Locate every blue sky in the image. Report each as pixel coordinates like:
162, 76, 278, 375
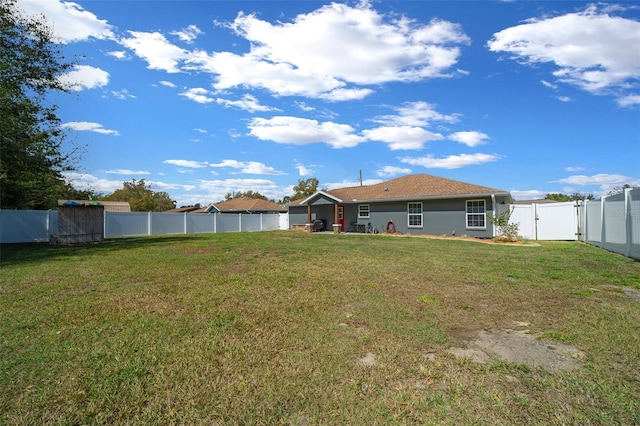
21, 0, 640, 206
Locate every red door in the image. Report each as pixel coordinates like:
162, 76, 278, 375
338, 205, 344, 231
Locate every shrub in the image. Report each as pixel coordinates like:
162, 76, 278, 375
487, 208, 521, 242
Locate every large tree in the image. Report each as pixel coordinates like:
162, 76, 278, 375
103, 179, 176, 212
0, 0, 78, 209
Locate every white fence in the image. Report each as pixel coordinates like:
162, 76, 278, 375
2, 193, 639, 261
510, 202, 580, 241
579, 188, 640, 260
0, 211, 286, 244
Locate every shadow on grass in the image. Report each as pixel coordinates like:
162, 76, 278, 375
0, 235, 211, 266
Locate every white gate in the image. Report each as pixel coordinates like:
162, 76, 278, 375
535, 202, 579, 240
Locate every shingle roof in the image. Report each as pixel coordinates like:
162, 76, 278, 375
321, 174, 511, 203
212, 197, 286, 212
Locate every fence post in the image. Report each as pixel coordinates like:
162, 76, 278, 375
214, 213, 217, 234
239, 213, 242, 232
599, 197, 606, 248
625, 188, 632, 258
260, 213, 264, 231
148, 211, 152, 236
184, 212, 188, 235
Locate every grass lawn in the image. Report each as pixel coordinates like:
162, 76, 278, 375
1, 231, 639, 425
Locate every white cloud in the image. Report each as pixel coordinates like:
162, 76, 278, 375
617, 94, 640, 108
64, 172, 124, 193
159, 80, 177, 88
556, 96, 572, 103
170, 24, 203, 43
541, 80, 558, 89
488, 5, 640, 101
209, 160, 284, 175
120, 31, 189, 73
106, 169, 150, 175
376, 166, 412, 178
197, 178, 282, 200
59, 65, 109, 91
62, 121, 119, 135
194, 128, 208, 134
373, 101, 460, 127
400, 153, 500, 169
21, 0, 115, 43
510, 189, 546, 200
184, 3, 469, 99
295, 163, 314, 176
106, 51, 130, 60
248, 116, 365, 149
163, 159, 209, 168
557, 173, 640, 192
565, 166, 586, 172
215, 94, 280, 112
363, 126, 444, 150
111, 89, 135, 100
180, 87, 214, 104
448, 131, 489, 147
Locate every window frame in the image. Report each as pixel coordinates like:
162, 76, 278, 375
466, 199, 486, 229
358, 204, 370, 219
407, 202, 423, 228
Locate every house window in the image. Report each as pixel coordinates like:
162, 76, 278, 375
408, 202, 423, 227
358, 204, 370, 218
466, 200, 486, 229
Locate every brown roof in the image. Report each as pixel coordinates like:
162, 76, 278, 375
164, 206, 207, 213
315, 174, 511, 203
212, 197, 286, 212
58, 200, 131, 212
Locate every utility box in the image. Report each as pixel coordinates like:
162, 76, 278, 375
57, 201, 105, 243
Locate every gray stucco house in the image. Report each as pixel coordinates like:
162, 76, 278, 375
288, 174, 512, 238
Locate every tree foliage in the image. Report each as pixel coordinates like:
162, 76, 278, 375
290, 178, 320, 201
102, 179, 176, 212
0, 0, 79, 209
544, 193, 595, 202
223, 190, 268, 201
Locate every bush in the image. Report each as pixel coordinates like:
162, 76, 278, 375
487, 208, 521, 242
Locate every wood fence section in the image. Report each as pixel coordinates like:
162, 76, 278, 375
57, 205, 105, 244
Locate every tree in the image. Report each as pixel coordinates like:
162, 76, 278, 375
0, 0, 79, 209
607, 184, 635, 196
224, 190, 268, 201
544, 193, 595, 202
291, 177, 320, 201
102, 179, 176, 212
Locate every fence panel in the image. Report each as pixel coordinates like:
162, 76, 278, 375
536, 202, 578, 240
509, 205, 536, 240
241, 214, 262, 232
0, 210, 57, 243
215, 214, 241, 233
105, 212, 149, 238
583, 200, 602, 245
187, 214, 216, 234
151, 213, 185, 236
602, 194, 627, 256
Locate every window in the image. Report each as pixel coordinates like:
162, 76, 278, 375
408, 202, 423, 227
466, 200, 486, 229
358, 204, 370, 218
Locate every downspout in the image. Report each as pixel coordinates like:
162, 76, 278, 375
491, 194, 496, 238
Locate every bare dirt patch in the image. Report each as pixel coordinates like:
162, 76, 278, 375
447, 325, 585, 372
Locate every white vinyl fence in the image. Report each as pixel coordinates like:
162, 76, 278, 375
0, 211, 285, 243
510, 202, 580, 241
579, 188, 640, 260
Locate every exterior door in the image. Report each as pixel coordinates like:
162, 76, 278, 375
338, 205, 344, 231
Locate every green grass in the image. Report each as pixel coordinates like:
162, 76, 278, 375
1, 231, 639, 425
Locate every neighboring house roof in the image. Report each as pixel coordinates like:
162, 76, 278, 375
300, 174, 512, 205
211, 197, 286, 213
164, 206, 208, 213
58, 200, 131, 212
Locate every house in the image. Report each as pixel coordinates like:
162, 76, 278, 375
288, 174, 513, 238
58, 200, 131, 212
209, 197, 287, 214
